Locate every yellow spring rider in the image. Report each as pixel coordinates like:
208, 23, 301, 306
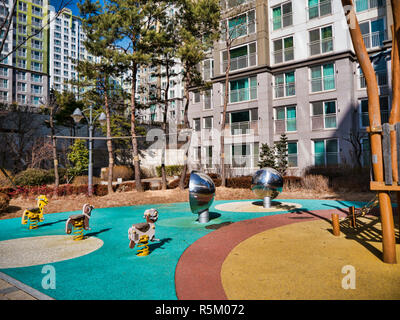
21, 195, 49, 229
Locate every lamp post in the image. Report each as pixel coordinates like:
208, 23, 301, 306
72, 106, 106, 196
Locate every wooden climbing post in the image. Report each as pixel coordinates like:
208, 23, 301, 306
332, 214, 340, 236
341, 0, 397, 263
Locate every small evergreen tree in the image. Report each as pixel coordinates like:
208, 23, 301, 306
258, 143, 277, 169
258, 134, 288, 175
67, 139, 89, 180
275, 133, 288, 175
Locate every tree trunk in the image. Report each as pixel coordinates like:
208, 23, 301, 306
178, 70, 191, 190
130, 65, 143, 192
221, 26, 231, 187
50, 108, 59, 194
161, 63, 170, 191
104, 87, 114, 194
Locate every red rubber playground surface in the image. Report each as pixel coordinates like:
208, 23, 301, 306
175, 208, 400, 300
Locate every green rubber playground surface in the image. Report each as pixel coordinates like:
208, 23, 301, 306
0, 199, 365, 300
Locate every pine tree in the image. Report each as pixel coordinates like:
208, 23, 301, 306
275, 133, 288, 175
258, 143, 276, 169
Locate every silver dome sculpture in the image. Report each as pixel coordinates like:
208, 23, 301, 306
189, 171, 215, 223
251, 167, 283, 208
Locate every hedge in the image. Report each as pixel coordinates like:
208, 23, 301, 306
156, 165, 184, 178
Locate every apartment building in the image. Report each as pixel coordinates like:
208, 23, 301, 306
187, 0, 393, 176
48, 6, 98, 98
0, 0, 49, 107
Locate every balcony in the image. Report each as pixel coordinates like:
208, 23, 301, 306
273, 47, 294, 64
274, 118, 296, 134
225, 120, 258, 136
274, 82, 295, 98
223, 53, 256, 72
272, 12, 293, 30
362, 31, 386, 49
309, 37, 333, 56
359, 70, 387, 89
311, 114, 337, 130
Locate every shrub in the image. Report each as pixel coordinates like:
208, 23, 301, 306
283, 176, 303, 191
156, 165, 184, 177
0, 192, 10, 211
72, 176, 101, 185
0, 169, 14, 187
302, 174, 330, 191
226, 176, 252, 189
102, 165, 134, 181
14, 168, 54, 186
167, 174, 190, 189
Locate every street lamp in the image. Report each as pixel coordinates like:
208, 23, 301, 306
72, 106, 106, 196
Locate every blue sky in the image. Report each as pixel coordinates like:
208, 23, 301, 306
50, 0, 81, 16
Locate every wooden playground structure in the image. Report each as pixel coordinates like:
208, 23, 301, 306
341, 0, 400, 264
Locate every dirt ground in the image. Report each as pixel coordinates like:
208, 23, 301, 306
0, 187, 376, 221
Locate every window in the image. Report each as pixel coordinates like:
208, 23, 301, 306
310, 63, 335, 92
17, 71, 26, 80
0, 67, 7, 76
311, 100, 337, 129
361, 138, 370, 167
203, 59, 214, 80
228, 109, 257, 135
17, 48, 26, 57
203, 89, 212, 110
31, 39, 42, 49
18, 25, 27, 35
229, 76, 257, 103
203, 116, 213, 129
204, 146, 213, 168
18, 2, 27, 12
273, 36, 294, 64
32, 6, 42, 17
288, 142, 298, 167
360, 19, 385, 49
355, 0, 385, 12
18, 59, 26, 69
0, 91, 7, 101
193, 91, 200, 103
32, 50, 42, 61
222, 10, 255, 40
54, 32, 61, 39
314, 139, 338, 166
17, 94, 26, 104
359, 96, 389, 127
309, 25, 333, 56
272, 2, 292, 30
32, 96, 41, 106
32, 17, 41, 27
17, 82, 26, 92
193, 118, 200, 131
222, 42, 256, 72
359, 57, 387, 88
231, 143, 258, 168
275, 106, 296, 133
274, 71, 295, 98
31, 61, 42, 72
193, 146, 201, 161
31, 84, 42, 94
308, 0, 332, 20
0, 79, 8, 89
32, 74, 42, 83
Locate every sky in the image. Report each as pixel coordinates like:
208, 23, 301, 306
50, 0, 81, 16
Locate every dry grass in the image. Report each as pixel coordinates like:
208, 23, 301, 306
0, 186, 376, 221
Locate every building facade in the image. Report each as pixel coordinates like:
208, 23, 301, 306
187, 0, 393, 176
0, 0, 49, 107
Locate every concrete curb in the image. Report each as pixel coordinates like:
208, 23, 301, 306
0, 271, 54, 300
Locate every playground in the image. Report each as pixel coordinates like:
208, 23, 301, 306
1, 182, 400, 300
